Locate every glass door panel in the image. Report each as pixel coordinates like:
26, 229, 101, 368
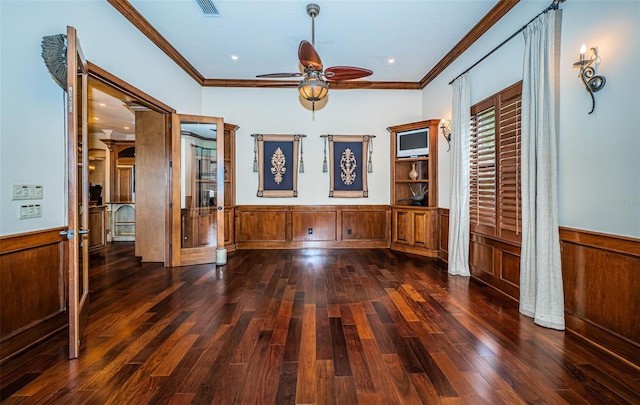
171, 114, 224, 266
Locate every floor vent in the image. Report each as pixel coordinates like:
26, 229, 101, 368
194, 0, 220, 17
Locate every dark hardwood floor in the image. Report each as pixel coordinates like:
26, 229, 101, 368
1, 242, 639, 404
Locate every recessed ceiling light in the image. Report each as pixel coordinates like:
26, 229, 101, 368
387, 58, 396, 65
124, 126, 130, 130
94, 117, 100, 121
99, 103, 106, 107
231, 55, 239, 61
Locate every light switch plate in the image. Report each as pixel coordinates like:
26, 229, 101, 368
12, 184, 43, 200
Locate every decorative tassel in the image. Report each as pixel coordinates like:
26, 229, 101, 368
299, 136, 304, 173
322, 137, 328, 173
367, 138, 373, 173
252, 136, 258, 172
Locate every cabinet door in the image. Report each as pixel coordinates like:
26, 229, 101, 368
115, 165, 134, 202
412, 209, 438, 250
392, 209, 414, 245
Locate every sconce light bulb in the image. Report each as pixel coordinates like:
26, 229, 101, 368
440, 118, 446, 127
580, 43, 587, 54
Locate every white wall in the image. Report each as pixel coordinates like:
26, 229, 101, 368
423, 0, 640, 238
203, 87, 422, 206
0, 0, 201, 236
2, 0, 638, 239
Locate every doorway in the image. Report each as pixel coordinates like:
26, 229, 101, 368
87, 65, 174, 265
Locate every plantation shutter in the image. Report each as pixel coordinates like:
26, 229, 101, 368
469, 81, 522, 243
498, 84, 522, 240
470, 99, 497, 236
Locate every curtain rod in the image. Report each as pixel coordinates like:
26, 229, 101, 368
448, 0, 563, 85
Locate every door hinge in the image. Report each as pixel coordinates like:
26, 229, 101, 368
169, 202, 173, 209
169, 160, 172, 168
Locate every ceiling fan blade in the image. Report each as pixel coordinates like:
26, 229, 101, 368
324, 66, 373, 81
298, 40, 323, 71
256, 73, 303, 78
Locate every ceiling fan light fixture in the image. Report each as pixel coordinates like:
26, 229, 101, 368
298, 75, 329, 102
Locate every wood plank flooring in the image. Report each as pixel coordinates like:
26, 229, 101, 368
1, 242, 639, 404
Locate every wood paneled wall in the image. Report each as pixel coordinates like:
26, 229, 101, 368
560, 228, 640, 368
235, 205, 390, 249
437, 210, 640, 369
0, 228, 67, 363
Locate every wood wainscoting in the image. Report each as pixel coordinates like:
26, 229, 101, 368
438, 208, 449, 261
0, 228, 68, 363
437, 213, 640, 369
235, 205, 390, 250
560, 227, 640, 369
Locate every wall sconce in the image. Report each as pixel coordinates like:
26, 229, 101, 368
440, 119, 451, 151
572, 44, 606, 114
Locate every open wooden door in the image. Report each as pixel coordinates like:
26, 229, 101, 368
64, 26, 90, 359
170, 114, 225, 266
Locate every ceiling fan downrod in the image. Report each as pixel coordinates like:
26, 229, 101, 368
306, 3, 320, 47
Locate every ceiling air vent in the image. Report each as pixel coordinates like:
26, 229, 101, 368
194, 0, 220, 17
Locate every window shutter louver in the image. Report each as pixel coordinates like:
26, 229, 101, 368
469, 81, 522, 243
498, 88, 521, 239
470, 102, 497, 235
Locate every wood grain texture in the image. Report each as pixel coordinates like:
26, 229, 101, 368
453, 224, 640, 370
0, 228, 67, 363
2, 242, 639, 403
236, 205, 390, 249
134, 109, 167, 263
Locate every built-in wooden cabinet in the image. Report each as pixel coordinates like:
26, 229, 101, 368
101, 140, 135, 203
388, 119, 439, 256
88, 205, 107, 253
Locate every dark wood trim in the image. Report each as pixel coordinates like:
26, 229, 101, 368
202, 78, 421, 90
419, 0, 521, 88
0, 227, 66, 254
0, 228, 68, 364
106, 0, 205, 85
108, 0, 514, 91
559, 227, 640, 257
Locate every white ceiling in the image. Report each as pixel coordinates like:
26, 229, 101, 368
92, 0, 503, 139
127, 0, 499, 82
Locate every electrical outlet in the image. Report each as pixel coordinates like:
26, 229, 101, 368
308, 228, 313, 234
347, 228, 352, 235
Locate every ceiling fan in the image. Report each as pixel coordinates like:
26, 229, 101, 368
256, 3, 373, 109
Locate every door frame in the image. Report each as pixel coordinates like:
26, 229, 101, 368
87, 63, 174, 265
65, 26, 89, 359
170, 114, 225, 266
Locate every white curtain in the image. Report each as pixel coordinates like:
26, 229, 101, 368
519, 9, 565, 330
447, 73, 471, 277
